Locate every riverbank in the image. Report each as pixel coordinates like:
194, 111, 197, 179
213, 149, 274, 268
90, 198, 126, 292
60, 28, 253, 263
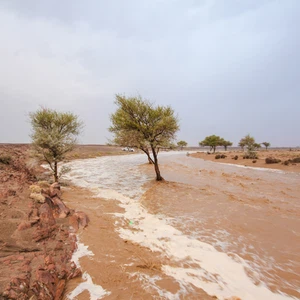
0, 144, 124, 299
190, 149, 300, 172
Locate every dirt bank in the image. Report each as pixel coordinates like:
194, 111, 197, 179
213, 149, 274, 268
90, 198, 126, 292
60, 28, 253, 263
191, 149, 300, 172
0, 145, 88, 299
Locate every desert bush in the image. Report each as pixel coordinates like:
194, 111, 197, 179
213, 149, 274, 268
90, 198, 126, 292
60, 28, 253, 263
0, 155, 12, 165
243, 151, 258, 159
282, 160, 290, 166
233, 155, 238, 160
291, 157, 300, 163
265, 157, 281, 164
215, 154, 226, 159
252, 160, 257, 163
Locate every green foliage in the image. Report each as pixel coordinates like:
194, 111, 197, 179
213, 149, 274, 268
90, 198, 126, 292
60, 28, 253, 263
219, 138, 233, 151
239, 134, 256, 151
30, 107, 83, 182
0, 155, 12, 165
199, 135, 231, 153
177, 140, 187, 150
239, 134, 260, 159
110, 95, 179, 180
253, 143, 261, 149
262, 142, 270, 150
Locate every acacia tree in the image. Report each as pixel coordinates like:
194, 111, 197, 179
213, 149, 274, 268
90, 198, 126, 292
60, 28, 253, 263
177, 140, 187, 150
262, 142, 270, 150
110, 95, 179, 181
220, 139, 233, 151
30, 107, 83, 182
199, 135, 223, 153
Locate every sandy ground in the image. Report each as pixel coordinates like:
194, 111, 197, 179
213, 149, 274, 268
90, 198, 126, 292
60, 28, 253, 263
190, 149, 300, 172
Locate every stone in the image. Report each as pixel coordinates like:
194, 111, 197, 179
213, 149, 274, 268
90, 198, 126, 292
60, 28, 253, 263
38, 203, 56, 227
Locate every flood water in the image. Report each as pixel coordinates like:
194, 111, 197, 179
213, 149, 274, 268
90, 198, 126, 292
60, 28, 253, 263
63, 152, 300, 300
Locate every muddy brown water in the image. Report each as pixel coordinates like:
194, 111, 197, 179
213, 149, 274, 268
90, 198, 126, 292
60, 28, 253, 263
62, 152, 300, 300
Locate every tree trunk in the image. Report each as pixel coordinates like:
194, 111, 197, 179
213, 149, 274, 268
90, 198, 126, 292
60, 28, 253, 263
141, 148, 154, 164
151, 145, 163, 181
54, 161, 58, 182
213, 146, 216, 153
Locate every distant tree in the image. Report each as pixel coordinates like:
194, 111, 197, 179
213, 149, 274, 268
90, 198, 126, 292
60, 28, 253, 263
199, 135, 223, 153
220, 139, 233, 151
239, 134, 259, 159
30, 107, 83, 182
262, 142, 270, 150
239, 134, 256, 151
253, 143, 261, 150
110, 95, 179, 181
177, 140, 187, 150
238, 141, 246, 150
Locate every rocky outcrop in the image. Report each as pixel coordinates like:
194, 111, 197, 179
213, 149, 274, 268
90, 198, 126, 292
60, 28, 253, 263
0, 146, 89, 299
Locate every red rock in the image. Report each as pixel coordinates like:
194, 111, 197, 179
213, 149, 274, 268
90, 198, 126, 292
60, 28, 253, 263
38, 203, 56, 227
54, 279, 66, 300
51, 197, 70, 217
44, 255, 53, 266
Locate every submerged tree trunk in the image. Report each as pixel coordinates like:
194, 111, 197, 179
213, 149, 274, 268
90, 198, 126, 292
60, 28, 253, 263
151, 145, 163, 181
54, 161, 58, 182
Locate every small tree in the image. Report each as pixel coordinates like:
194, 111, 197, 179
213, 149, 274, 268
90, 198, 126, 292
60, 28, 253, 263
199, 135, 223, 153
238, 141, 245, 150
110, 95, 179, 181
30, 107, 83, 182
254, 143, 261, 150
262, 142, 270, 150
239, 134, 256, 151
239, 134, 258, 159
220, 139, 233, 151
177, 140, 187, 150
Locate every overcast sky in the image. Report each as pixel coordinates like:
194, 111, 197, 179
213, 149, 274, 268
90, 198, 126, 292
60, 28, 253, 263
0, 0, 299, 146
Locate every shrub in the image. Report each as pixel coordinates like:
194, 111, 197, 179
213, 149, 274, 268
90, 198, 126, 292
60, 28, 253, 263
215, 154, 221, 159
243, 151, 258, 159
252, 160, 257, 163
220, 154, 227, 159
282, 160, 290, 166
291, 157, 300, 163
233, 155, 238, 160
265, 157, 281, 164
0, 155, 11, 165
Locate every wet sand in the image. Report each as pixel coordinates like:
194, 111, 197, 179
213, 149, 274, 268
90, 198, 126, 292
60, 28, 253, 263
62, 152, 300, 299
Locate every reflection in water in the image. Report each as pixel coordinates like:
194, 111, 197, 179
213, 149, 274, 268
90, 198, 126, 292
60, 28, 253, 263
64, 152, 300, 299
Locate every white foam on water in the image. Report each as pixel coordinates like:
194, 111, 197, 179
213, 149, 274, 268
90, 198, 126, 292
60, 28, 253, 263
68, 272, 110, 300
95, 189, 296, 300
64, 154, 297, 300
68, 236, 110, 299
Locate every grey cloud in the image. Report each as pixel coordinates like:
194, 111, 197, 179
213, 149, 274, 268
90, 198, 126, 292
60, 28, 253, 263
0, 0, 299, 146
